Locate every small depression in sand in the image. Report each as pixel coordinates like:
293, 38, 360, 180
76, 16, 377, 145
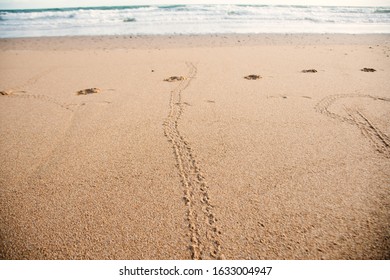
244, 74, 261, 80
76, 88, 101, 95
164, 76, 186, 82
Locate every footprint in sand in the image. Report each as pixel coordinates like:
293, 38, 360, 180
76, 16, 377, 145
76, 88, 101, 95
244, 74, 261, 80
0, 90, 27, 96
361, 68, 376, 72
301, 69, 317, 73
0, 90, 12, 96
164, 76, 186, 82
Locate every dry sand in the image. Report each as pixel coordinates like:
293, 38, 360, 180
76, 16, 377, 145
0, 34, 389, 260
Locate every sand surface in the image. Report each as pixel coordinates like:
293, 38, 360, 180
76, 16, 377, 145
0, 34, 389, 260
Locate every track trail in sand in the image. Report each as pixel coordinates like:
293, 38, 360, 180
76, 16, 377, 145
163, 62, 224, 260
315, 94, 390, 157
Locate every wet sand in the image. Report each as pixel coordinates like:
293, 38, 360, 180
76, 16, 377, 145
0, 34, 389, 259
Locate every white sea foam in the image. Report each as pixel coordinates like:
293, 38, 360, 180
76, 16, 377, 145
0, 5, 389, 38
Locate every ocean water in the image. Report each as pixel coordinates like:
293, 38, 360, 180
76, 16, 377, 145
0, 4, 389, 38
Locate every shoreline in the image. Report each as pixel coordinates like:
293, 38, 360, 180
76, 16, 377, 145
1, 33, 390, 51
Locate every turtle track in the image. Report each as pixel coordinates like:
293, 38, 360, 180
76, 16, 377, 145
163, 62, 223, 260
0, 67, 74, 111
13, 67, 57, 91
5, 92, 74, 111
315, 94, 390, 124
347, 109, 390, 157
315, 94, 390, 157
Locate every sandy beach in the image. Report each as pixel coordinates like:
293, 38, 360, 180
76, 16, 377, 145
0, 34, 389, 260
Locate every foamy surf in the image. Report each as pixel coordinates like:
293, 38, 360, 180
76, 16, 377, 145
0, 4, 389, 38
